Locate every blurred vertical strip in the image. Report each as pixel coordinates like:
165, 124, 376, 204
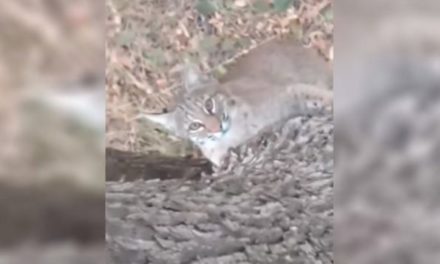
336, 0, 440, 263
0, 0, 104, 263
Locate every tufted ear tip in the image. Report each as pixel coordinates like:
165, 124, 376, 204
183, 63, 204, 90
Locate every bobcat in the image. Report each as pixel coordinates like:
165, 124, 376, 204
144, 37, 333, 166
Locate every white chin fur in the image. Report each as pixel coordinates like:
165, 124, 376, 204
191, 134, 228, 166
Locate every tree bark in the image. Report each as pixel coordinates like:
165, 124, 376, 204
106, 116, 334, 264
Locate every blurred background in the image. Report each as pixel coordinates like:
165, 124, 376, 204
336, 0, 440, 263
0, 1, 104, 263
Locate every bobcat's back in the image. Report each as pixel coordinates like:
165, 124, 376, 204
220, 37, 332, 91
217, 37, 333, 136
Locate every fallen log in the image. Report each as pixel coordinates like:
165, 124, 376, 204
105, 148, 213, 182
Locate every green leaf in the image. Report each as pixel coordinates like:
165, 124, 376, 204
322, 7, 333, 22
196, 0, 217, 16
273, 0, 293, 12
221, 38, 236, 51
144, 49, 167, 69
116, 31, 136, 47
253, 0, 271, 13
213, 65, 227, 79
200, 35, 220, 52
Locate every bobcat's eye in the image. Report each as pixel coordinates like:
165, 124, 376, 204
188, 122, 204, 131
204, 98, 215, 114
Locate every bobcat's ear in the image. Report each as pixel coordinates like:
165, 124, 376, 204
183, 63, 205, 92
182, 63, 217, 93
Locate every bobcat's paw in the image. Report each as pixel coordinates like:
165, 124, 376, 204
209, 148, 236, 171
201, 146, 229, 168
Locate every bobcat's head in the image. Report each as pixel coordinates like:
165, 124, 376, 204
143, 65, 234, 146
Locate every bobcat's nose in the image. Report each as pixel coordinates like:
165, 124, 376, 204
205, 117, 222, 133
